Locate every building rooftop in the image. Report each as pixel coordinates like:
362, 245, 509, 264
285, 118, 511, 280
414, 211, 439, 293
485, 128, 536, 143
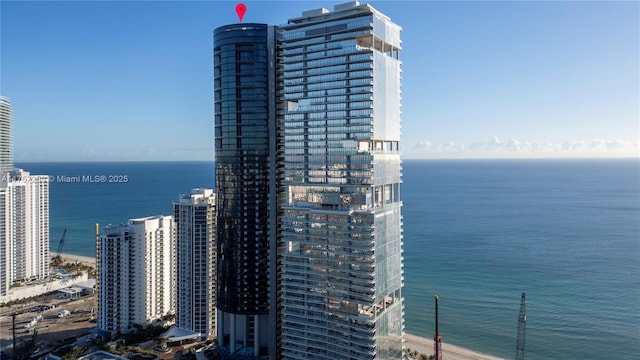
77, 350, 127, 360
76, 279, 96, 289
161, 326, 201, 342
288, 1, 391, 26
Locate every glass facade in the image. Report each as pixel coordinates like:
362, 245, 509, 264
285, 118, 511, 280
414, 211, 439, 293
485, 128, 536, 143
280, 3, 404, 359
214, 23, 273, 315
213, 23, 279, 358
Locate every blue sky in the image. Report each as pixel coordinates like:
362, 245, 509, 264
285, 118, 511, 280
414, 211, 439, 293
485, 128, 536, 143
1, 0, 638, 161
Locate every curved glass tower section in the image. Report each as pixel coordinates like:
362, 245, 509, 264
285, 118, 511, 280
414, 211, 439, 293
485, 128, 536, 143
213, 23, 279, 359
280, 2, 404, 359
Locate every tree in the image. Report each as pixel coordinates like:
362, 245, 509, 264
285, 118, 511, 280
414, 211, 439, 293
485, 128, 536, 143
51, 254, 63, 268
62, 346, 88, 360
155, 336, 168, 351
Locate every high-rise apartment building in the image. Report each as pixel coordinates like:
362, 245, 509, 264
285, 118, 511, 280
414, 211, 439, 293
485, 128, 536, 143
97, 215, 175, 336
213, 2, 404, 358
279, 3, 404, 359
0, 95, 12, 297
97, 223, 131, 335
174, 188, 216, 340
0, 97, 51, 299
213, 23, 280, 358
0, 169, 49, 296
0, 96, 12, 174
0, 188, 5, 297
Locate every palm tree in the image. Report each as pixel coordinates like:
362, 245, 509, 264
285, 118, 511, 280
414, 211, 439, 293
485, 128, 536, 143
155, 336, 169, 352
51, 255, 63, 268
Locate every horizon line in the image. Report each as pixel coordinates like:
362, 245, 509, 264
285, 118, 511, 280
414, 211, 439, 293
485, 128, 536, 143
13, 156, 640, 164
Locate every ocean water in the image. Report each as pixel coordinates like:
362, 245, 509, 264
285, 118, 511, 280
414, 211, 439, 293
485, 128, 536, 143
16, 159, 640, 359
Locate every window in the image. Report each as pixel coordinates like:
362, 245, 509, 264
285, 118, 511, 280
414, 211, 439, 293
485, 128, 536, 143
237, 51, 253, 61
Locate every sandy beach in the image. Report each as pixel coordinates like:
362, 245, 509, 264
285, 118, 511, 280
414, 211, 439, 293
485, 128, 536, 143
54, 252, 97, 268
405, 333, 505, 360
53, 253, 503, 359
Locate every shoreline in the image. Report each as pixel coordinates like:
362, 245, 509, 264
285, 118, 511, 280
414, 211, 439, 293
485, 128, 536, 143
405, 333, 505, 360
54, 252, 96, 268
53, 253, 504, 359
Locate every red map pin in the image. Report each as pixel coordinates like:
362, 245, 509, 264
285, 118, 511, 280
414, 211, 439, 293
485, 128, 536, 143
236, 3, 246, 22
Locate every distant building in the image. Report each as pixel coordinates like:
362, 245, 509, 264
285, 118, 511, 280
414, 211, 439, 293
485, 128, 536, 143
0, 96, 12, 173
0, 169, 49, 296
129, 216, 176, 324
0, 97, 51, 300
174, 188, 216, 340
97, 224, 130, 334
97, 215, 175, 336
0, 95, 13, 297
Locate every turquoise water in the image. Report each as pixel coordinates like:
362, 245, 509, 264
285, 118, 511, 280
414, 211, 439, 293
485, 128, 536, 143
17, 159, 640, 359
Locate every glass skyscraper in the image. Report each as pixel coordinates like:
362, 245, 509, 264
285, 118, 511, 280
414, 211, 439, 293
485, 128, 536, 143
279, 2, 404, 359
213, 2, 404, 358
213, 23, 280, 359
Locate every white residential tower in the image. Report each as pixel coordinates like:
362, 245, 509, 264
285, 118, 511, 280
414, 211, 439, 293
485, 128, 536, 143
97, 215, 175, 336
0, 169, 49, 297
0, 96, 12, 173
174, 188, 216, 340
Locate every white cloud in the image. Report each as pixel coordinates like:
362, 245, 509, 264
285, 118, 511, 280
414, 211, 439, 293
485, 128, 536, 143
407, 137, 640, 158
413, 141, 465, 154
413, 140, 433, 151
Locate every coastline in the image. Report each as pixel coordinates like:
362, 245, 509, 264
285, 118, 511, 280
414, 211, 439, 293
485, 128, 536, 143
405, 333, 505, 360
54, 253, 504, 360
55, 252, 96, 268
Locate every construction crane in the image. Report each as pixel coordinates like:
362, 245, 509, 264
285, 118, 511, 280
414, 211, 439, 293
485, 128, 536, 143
434, 295, 443, 360
515, 292, 526, 360
53, 229, 67, 268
